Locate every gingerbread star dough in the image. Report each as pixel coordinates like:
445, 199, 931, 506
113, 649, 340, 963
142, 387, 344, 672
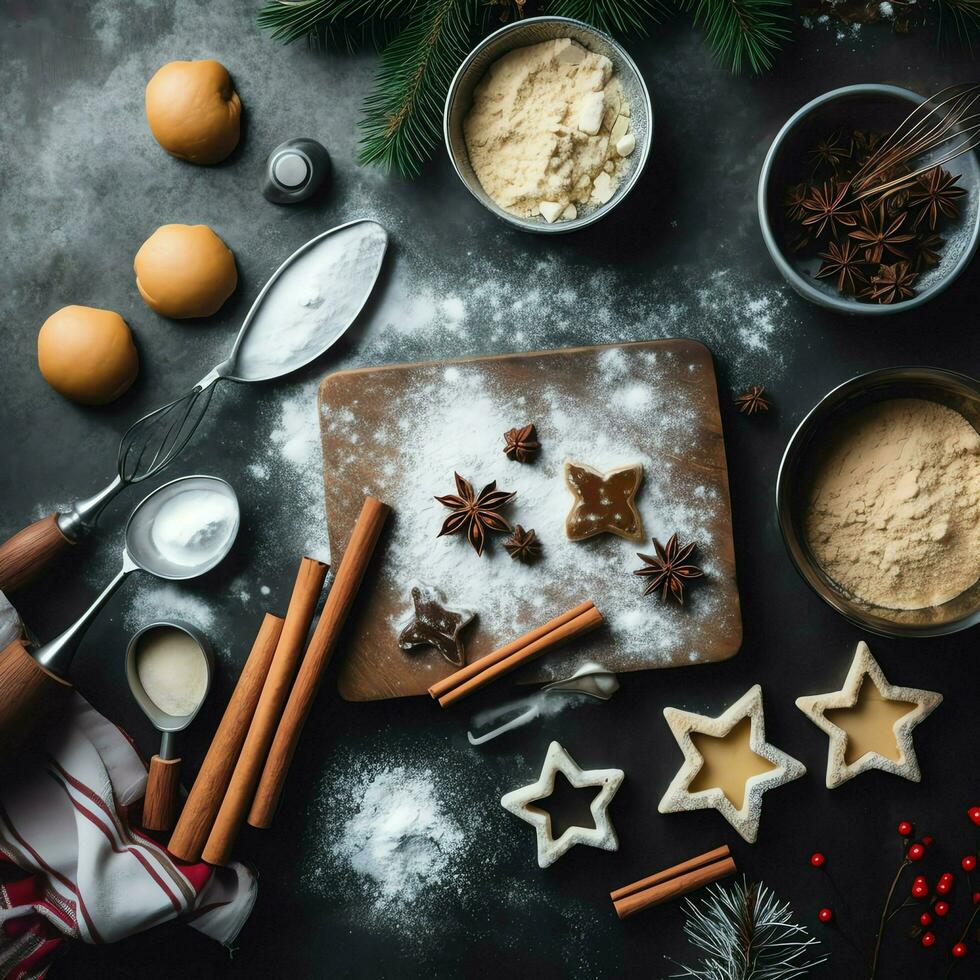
501, 741, 624, 868
398, 583, 475, 667
795, 641, 943, 789
659, 685, 806, 844
564, 460, 644, 542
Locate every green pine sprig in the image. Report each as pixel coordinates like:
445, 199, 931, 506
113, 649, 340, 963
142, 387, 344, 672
357, 0, 484, 176
257, 0, 415, 49
546, 0, 668, 35
681, 0, 792, 74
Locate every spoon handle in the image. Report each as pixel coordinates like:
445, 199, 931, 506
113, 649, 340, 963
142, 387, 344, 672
0, 514, 75, 593
143, 755, 182, 832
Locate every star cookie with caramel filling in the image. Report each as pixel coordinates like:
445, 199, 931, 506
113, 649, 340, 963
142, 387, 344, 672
398, 583, 475, 667
564, 460, 644, 542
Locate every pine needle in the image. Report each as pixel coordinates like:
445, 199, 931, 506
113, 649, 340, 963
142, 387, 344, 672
670, 877, 827, 980
357, 0, 482, 177
681, 0, 792, 74
257, 0, 415, 50
544, 0, 668, 35
936, 0, 980, 49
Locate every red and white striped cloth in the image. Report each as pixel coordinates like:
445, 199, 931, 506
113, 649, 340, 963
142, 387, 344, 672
0, 694, 256, 979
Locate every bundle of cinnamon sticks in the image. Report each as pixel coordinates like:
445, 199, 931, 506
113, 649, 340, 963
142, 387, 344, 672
167, 496, 389, 865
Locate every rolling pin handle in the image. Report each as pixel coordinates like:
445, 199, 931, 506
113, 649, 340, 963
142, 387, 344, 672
0, 515, 74, 593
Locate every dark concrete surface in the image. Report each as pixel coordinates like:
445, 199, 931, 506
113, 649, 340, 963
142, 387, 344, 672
2, 2, 980, 977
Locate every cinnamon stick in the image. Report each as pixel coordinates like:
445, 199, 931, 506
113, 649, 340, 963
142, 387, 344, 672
428, 600, 595, 700
247, 496, 390, 830
167, 613, 284, 862
611, 846, 736, 920
435, 604, 604, 708
201, 556, 328, 865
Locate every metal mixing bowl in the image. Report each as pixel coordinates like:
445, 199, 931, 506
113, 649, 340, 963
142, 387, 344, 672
444, 16, 652, 234
758, 84, 980, 315
776, 367, 980, 637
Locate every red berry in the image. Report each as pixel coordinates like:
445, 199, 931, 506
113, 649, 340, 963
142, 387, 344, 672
953, 943, 968, 958
941, 872, 955, 882
922, 932, 936, 947
908, 844, 926, 861
810, 852, 825, 868
922, 836, 935, 847
935, 901, 950, 917
818, 908, 833, 923
898, 820, 913, 837
937, 880, 952, 895
963, 856, 977, 872
920, 912, 933, 927
974, 892, 980, 905
968, 807, 980, 826
913, 884, 929, 898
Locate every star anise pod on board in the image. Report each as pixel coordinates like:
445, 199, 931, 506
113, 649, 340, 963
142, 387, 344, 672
913, 232, 944, 271
734, 385, 771, 415
503, 525, 541, 563
503, 423, 540, 463
634, 534, 704, 605
908, 167, 966, 230
783, 182, 810, 222
867, 262, 917, 304
801, 181, 857, 239
848, 200, 915, 264
809, 130, 851, 175
436, 473, 515, 556
816, 239, 869, 295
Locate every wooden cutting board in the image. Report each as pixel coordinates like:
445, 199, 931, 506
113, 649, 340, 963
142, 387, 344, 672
319, 340, 741, 702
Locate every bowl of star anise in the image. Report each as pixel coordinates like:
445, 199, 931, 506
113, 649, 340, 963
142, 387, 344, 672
758, 84, 980, 314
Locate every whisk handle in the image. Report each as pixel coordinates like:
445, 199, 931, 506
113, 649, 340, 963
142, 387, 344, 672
0, 514, 74, 593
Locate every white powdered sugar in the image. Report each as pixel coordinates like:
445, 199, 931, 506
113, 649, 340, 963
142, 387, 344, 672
322, 344, 739, 678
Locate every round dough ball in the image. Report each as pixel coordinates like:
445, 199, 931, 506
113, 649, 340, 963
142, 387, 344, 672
145, 60, 241, 165
134, 224, 237, 319
38, 306, 139, 405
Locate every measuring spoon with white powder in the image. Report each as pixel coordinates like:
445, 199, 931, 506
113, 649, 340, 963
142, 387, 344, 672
0, 474, 239, 766
126, 621, 214, 832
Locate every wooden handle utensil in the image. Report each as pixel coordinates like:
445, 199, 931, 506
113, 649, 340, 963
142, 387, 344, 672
248, 496, 390, 830
142, 756, 182, 832
167, 613, 284, 862
0, 515, 74, 593
202, 558, 328, 865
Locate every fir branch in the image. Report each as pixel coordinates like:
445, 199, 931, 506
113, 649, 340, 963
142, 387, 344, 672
257, 0, 415, 50
936, 0, 980, 48
670, 878, 827, 980
681, 0, 792, 74
544, 0, 667, 35
357, 0, 483, 177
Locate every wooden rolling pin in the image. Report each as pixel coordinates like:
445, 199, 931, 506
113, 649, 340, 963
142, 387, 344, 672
247, 496, 390, 829
202, 557, 328, 865
167, 613, 284, 862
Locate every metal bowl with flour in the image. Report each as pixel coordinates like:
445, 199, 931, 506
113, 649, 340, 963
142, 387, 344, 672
444, 17, 652, 234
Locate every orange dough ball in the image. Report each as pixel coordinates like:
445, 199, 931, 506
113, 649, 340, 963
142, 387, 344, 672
38, 306, 139, 405
145, 60, 241, 165
134, 224, 237, 319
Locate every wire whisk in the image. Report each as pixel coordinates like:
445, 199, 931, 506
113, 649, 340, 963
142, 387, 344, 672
117, 383, 219, 485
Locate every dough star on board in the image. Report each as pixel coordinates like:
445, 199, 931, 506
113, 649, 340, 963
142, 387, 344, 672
659, 685, 806, 844
564, 460, 644, 542
397, 583, 475, 667
795, 640, 943, 789
501, 741, 624, 868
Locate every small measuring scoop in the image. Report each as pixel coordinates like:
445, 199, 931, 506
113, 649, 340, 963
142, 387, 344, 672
0, 475, 239, 767
0, 219, 387, 592
126, 622, 214, 832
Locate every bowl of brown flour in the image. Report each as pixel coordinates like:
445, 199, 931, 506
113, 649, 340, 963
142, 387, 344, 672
444, 17, 652, 233
777, 367, 980, 637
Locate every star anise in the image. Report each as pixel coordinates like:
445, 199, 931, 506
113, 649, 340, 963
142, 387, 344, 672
634, 534, 704, 605
734, 385, 771, 415
809, 130, 851, 175
867, 262, 917, 305
851, 130, 884, 165
848, 200, 915, 264
816, 239, 869, 295
783, 182, 809, 222
503, 423, 540, 463
908, 167, 966, 231
436, 473, 515, 556
801, 181, 857, 239
913, 233, 944, 271
503, 525, 541, 563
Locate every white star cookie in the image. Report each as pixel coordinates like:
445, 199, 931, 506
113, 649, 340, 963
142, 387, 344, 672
796, 640, 943, 789
659, 685, 806, 843
501, 741, 624, 868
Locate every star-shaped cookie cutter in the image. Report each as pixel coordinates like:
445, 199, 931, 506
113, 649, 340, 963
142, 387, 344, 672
563, 460, 644, 542
501, 741, 624, 868
658, 685, 806, 844
796, 640, 943, 789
